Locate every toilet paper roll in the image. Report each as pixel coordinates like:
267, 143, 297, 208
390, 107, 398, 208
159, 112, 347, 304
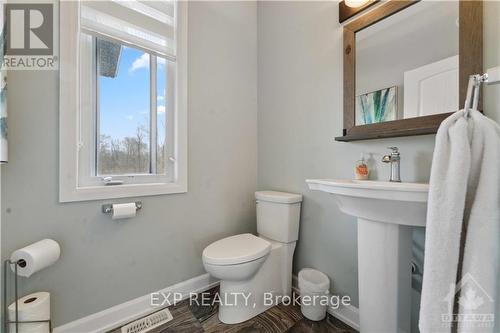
8, 292, 50, 333
112, 203, 137, 220
10, 239, 61, 277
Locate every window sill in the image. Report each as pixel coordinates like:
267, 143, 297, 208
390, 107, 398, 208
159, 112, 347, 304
59, 181, 187, 202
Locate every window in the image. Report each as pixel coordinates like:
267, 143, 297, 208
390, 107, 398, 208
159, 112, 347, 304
80, 36, 175, 185
97, 42, 153, 176
60, 1, 187, 202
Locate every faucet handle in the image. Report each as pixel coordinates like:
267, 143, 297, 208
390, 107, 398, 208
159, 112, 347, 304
387, 147, 399, 154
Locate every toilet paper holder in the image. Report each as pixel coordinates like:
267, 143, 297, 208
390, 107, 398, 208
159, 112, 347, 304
3, 259, 52, 333
102, 201, 142, 215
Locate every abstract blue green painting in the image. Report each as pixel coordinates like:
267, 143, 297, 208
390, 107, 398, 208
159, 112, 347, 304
356, 86, 397, 125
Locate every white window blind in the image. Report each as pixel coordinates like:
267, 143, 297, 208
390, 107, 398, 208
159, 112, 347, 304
80, 0, 176, 59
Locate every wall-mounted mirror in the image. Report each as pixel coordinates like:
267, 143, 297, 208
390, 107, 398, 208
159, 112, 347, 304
337, 0, 483, 141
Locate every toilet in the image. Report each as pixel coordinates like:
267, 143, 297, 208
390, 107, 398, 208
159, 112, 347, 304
202, 191, 302, 324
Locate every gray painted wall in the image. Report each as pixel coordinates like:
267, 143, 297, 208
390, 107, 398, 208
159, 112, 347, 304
1, 2, 257, 327
257, 0, 500, 310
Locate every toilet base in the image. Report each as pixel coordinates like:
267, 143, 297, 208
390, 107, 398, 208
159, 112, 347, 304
218, 240, 295, 324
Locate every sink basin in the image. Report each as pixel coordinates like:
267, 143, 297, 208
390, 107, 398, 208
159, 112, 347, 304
306, 179, 429, 333
306, 179, 429, 226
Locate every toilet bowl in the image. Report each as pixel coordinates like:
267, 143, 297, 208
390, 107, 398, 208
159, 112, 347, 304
202, 191, 302, 324
203, 233, 271, 281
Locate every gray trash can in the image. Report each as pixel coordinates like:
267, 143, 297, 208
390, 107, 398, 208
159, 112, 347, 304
298, 268, 330, 321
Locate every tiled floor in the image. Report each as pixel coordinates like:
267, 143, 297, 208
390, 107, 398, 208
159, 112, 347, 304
110, 287, 357, 333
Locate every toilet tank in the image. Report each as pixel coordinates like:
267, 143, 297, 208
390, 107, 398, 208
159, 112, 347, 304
255, 191, 303, 243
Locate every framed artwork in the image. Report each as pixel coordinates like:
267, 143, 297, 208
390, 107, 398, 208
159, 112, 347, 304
355, 86, 397, 125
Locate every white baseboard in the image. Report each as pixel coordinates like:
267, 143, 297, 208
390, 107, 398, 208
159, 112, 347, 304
328, 303, 360, 331
292, 275, 360, 331
53, 273, 219, 333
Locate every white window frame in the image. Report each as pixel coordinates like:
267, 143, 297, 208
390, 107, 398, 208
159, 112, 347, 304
59, 1, 187, 202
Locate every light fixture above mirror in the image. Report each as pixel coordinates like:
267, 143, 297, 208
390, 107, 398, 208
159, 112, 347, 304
339, 0, 379, 23
345, 0, 370, 8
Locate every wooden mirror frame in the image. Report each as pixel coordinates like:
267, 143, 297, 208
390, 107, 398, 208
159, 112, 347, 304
336, 0, 483, 142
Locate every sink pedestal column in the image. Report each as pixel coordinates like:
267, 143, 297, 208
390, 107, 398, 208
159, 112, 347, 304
357, 218, 412, 333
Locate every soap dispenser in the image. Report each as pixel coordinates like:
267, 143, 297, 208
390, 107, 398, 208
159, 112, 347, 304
355, 153, 369, 180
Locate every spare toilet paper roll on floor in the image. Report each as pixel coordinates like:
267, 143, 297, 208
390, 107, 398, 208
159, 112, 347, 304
8, 292, 50, 333
10, 239, 60, 277
112, 202, 137, 219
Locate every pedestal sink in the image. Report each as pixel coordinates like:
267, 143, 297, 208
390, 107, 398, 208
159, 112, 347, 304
306, 179, 429, 333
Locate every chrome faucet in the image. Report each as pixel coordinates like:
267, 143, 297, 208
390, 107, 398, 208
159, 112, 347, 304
382, 147, 401, 182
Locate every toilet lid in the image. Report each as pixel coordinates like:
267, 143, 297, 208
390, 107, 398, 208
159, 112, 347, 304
203, 234, 271, 266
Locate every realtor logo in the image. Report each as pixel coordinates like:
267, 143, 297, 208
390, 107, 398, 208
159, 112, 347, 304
2, 3, 57, 69
6, 4, 53, 55
441, 273, 495, 328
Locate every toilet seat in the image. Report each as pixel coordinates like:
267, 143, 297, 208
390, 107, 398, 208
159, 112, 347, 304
202, 233, 271, 266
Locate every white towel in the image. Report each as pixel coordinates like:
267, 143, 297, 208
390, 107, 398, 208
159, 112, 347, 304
458, 111, 500, 333
419, 109, 500, 333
